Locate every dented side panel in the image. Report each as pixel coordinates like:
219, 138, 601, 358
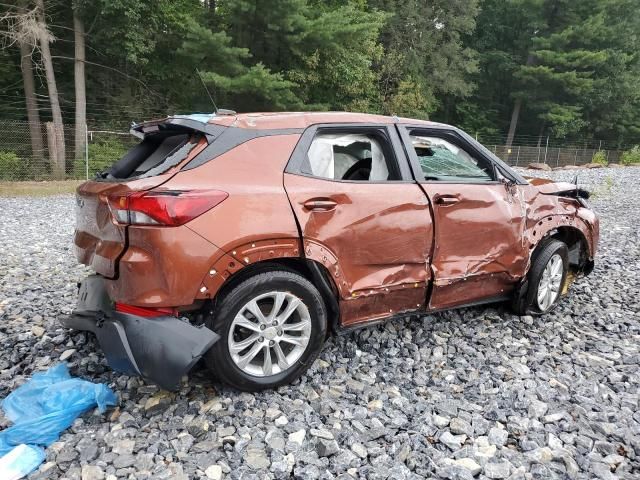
284, 173, 433, 326
105, 224, 223, 307
422, 183, 527, 309
520, 183, 599, 259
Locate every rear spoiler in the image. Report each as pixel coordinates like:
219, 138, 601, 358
130, 114, 227, 139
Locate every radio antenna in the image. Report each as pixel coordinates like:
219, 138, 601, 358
196, 68, 218, 113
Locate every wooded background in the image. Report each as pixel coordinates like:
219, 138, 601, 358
1, 0, 640, 178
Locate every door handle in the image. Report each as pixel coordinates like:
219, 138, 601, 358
303, 198, 337, 211
433, 194, 460, 206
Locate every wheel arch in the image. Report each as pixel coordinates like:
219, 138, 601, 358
208, 257, 341, 334
531, 225, 592, 275
549, 226, 592, 273
525, 208, 595, 274
513, 224, 592, 314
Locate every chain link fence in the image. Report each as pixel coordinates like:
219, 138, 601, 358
474, 133, 637, 168
0, 120, 136, 181
0, 120, 638, 181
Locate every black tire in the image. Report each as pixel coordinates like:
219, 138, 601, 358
205, 269, 327, 391
512, 239, 569, 315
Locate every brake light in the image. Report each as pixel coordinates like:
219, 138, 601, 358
115, 303, 178, 317
107, 189, 228, 226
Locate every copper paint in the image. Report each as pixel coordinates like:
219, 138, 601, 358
421, 182, 527, 309
284, 173, 433, 325
74, 112, 599, 328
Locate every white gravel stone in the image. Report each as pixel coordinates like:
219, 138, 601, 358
59, 348, 76, 361
288, 429, 306, 446
488, 427, 508, 447
205, 464, 222, 480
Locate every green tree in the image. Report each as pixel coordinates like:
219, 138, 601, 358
451, 0, 544, 140
215, 0, 387, 111
370, 0, 480, 119
509, 0, 640, 141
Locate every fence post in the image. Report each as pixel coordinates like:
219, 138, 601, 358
516, 146, 520, 166
46, 121, 64, 180
85, 124, 89, 180
543, 136, 549, 164
574, 148, 578, 165
556, 147, 560, 167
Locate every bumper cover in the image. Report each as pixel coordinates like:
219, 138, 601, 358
60, 275, 219, 390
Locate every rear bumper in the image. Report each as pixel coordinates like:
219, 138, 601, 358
60, 275, 219, 391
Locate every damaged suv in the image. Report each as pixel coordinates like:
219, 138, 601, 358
63, 112, 599, 391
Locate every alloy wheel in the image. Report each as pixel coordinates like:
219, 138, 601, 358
536, 253, 564, 311
227, 291, 312, 377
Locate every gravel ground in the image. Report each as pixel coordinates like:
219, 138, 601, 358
0, 167, 638, 480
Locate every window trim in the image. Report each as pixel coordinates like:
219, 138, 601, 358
397, 125, 526, 185
285, 123, 414, 183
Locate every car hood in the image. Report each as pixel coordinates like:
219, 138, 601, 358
525, 176, 590, 199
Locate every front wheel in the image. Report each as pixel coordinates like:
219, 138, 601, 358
513, 239, 569, 315
205, 269, 327, 391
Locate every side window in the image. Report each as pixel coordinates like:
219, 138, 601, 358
305, 132, 400, 181
409, 132, 493, 181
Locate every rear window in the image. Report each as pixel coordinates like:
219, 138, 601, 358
99, 132, 201, 181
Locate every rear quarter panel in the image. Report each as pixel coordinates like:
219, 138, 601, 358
164, 134, 303, 299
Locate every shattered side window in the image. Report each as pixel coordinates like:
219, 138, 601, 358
410, 134, 492, 181
305, 133, 399, 181
104, 133, 200, 180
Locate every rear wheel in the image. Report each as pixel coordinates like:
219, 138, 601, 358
205, 270, 327, 391
512, 239, 569, 315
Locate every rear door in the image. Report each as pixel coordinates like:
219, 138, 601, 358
74, 123, 210, 278
284, 124, 433, 326
398, 125, 527, 310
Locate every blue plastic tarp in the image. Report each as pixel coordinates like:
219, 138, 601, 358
0, 444, 46, 480
0, 364, 117, 476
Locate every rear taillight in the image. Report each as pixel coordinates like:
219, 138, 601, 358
107, 189, 228, 226
115, 303, 178, 317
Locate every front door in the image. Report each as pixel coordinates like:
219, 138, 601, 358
399, 126, 527, 310
284, 125, 433, 326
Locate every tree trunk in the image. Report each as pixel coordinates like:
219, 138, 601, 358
16, 0, 44, 166
506, 54, 534, 150
46, 121, 63, 178
35, 0, 65, 178
73, 9, 86, 166
18, 38, 44, 165
505, 97, 522, 149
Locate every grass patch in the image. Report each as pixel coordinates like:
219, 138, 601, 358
0, 180, 83, 197
590, 175, 615, 199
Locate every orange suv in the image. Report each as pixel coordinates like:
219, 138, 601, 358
63, 112, 599, 391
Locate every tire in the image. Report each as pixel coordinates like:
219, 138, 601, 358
512, 239, 569, 315
205, 269, 327, 391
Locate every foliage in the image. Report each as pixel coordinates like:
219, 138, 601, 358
591, 150, 608, 166
81, 138, 129, 178
1, 0, 640, 148
620, 146, 640, 165
370, 0, 480, 118
0, 151, 23, 180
